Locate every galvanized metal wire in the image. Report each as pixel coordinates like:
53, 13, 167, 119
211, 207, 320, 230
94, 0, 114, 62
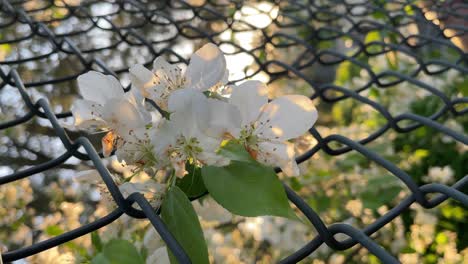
0, 0, 467, 263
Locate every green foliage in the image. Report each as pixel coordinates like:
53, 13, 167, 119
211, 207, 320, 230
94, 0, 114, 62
217, 140, 255, 162
90, 239, 144, 264
365, 31, 383, 54
359, 176, 401, 210
91, 254, 110, 264
404, 5, 414, 16
176, 163, 207, 198
335, 60, 361, 86
453, 75, 468, 97
161, 186, 209, 264
45, 225, 64, 236
91, 232, 103, 252
201, 141, 296, 219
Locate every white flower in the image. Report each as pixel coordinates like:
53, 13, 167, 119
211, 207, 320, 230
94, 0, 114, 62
193, 197, 232, 223
119, 181, 165, 208
129, 43, 228, 110
228, 81, 318, 176
146, 246, 170, 264
143, 229, 170, 264
71, 71, 151, 157
152, 88, 240, 177
74, 170, 164, 208
114, 113, 163, 169
423, 166, 454, 184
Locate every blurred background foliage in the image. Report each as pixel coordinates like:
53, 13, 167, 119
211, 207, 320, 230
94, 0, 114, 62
0, 0, 466, 263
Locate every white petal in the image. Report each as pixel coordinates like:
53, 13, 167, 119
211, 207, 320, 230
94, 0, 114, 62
167, 88, 206, 113
129, 64, 157, 97
197, 134, 222, 153
129, 64, 175, 113
153, 57, 182, 81
257, 141, 299, 176
71, 99, 107, 130
171, 111, 201, 140
152, 120, 177, 156
154, 58, 185, 96
124, 90, 152, 124
280, 158, 300, 177
143, 229, 164, 251
185, 43, 227, 91
229, 80, 268, 127
167, 89, 206, 139
198, 151, 230, 167
115, 127, 149, 163
119, 181, 164, 198
153, 57, 182, 83
256, 95, 317, 141
77, 71, 124, 104
146, 247, 170, 264
195, 98, 241, 138
115, 144, 132, 163
102, 98, 147, 138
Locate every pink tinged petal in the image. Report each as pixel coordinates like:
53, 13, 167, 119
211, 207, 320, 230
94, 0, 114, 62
195, 98, 241, 138
71, 99, 107, 130
257, 141, 299, 176
129, 64, 157, 96
229, 80, 268, 127
255, 95, 318, 141
77, 71, 124, 104
185, 43, 227, 91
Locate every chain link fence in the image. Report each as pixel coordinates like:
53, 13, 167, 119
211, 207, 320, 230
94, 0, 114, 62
0, 0, 467, 263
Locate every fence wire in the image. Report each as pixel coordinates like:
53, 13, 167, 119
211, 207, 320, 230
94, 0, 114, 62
0, 0, 467, 263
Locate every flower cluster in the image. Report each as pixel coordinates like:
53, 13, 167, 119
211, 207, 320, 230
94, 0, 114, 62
72, 43, 318, 180
72, 43, 318, 263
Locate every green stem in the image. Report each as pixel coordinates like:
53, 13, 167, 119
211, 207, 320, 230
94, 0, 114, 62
165, 169, 176, 193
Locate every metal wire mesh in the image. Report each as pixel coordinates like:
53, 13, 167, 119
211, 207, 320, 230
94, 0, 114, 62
0, 0, 467, 263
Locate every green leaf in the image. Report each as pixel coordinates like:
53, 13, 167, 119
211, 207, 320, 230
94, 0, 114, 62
91, 231, 103, 252
91, 253, 110, 264
92, 239, 144, 264
161, 186, 209, 264
365, 31, 383, 54
45, 225, 64, 236
202, 160, 296, 219
217, 140, 254, 162
176, 163, 207, 198
404, 5, 414, 16
360, 186, 400, 210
